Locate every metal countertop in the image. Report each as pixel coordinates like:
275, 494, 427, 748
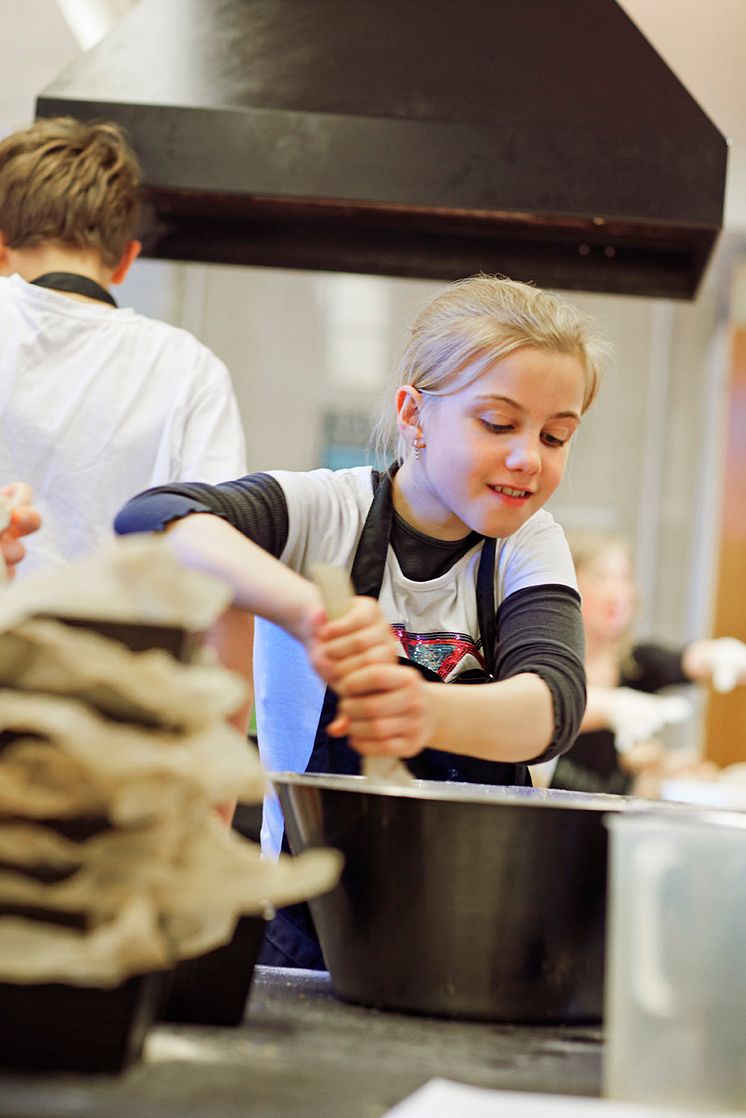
0, 966, 603, 1118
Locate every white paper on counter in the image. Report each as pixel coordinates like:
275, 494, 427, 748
383, 1079, 746, 1118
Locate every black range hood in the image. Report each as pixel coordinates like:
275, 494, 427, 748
37, 0, 727, 299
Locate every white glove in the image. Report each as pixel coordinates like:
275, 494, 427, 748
706, 638, 746, 693
605, 687, 693, 753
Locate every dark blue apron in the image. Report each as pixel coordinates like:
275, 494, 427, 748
258, 467, 531, 969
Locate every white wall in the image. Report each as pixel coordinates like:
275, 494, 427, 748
0, 0, 79, 133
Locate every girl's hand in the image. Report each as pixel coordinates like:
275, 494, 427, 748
308, 595, 400, 686
327, 662, 432, 759
309, 594, 431, 758
0, 482, 41, 578
705, 637, 746, 693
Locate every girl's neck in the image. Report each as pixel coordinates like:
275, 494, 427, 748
391, 460, 472, 542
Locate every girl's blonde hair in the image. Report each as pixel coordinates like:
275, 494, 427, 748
371, 274, 608, 463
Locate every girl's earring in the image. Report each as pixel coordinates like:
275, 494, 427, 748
414, 443, 421, 462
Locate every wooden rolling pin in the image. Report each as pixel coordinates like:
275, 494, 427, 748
310, 563, 412, 785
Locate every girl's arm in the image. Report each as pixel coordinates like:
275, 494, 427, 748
327, 662, 554, 763
319, 584, 584, 765
116, 475, 320, 637
116, 479, 398, 684
166, 513, 397, 685
165, 512, 322, 645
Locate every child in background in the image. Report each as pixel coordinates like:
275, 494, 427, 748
0, 116, 246, 577
115, 274, 606, 966
539, 530, 746, 795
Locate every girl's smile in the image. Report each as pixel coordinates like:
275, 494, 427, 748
394, 346, 586, 540
489, 484, 535, 506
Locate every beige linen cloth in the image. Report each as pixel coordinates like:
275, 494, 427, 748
0, 537, 341, 987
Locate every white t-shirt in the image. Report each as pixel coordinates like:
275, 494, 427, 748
0, 274, 246, 575
256, 467, 578, 856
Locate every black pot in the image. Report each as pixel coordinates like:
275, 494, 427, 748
0, 971, 167, 1073
272, 773, 631, 1023
160, 913, 267, 1026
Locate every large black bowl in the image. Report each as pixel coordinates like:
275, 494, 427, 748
271, 773, 633, 1024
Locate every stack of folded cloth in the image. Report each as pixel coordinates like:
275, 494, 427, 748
0, 537, 341, 994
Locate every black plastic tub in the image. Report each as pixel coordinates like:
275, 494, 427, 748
272, 773, 633, 1024
160, 914, 266, 1026
0, 971, 166, 1073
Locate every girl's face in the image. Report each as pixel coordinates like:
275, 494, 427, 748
398, 346, 585, 539
577, 544, 637, 645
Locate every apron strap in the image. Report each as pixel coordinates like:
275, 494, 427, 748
476, 536, 497, 678
30, 272, 118, 308
349, 468, 395, 598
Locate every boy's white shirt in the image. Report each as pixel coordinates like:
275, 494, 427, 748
0, 274, 246, 575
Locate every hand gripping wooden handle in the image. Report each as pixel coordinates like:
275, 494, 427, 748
310, 564, 412, 786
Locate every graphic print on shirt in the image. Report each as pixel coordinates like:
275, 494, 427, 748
391, 624, 489, 682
